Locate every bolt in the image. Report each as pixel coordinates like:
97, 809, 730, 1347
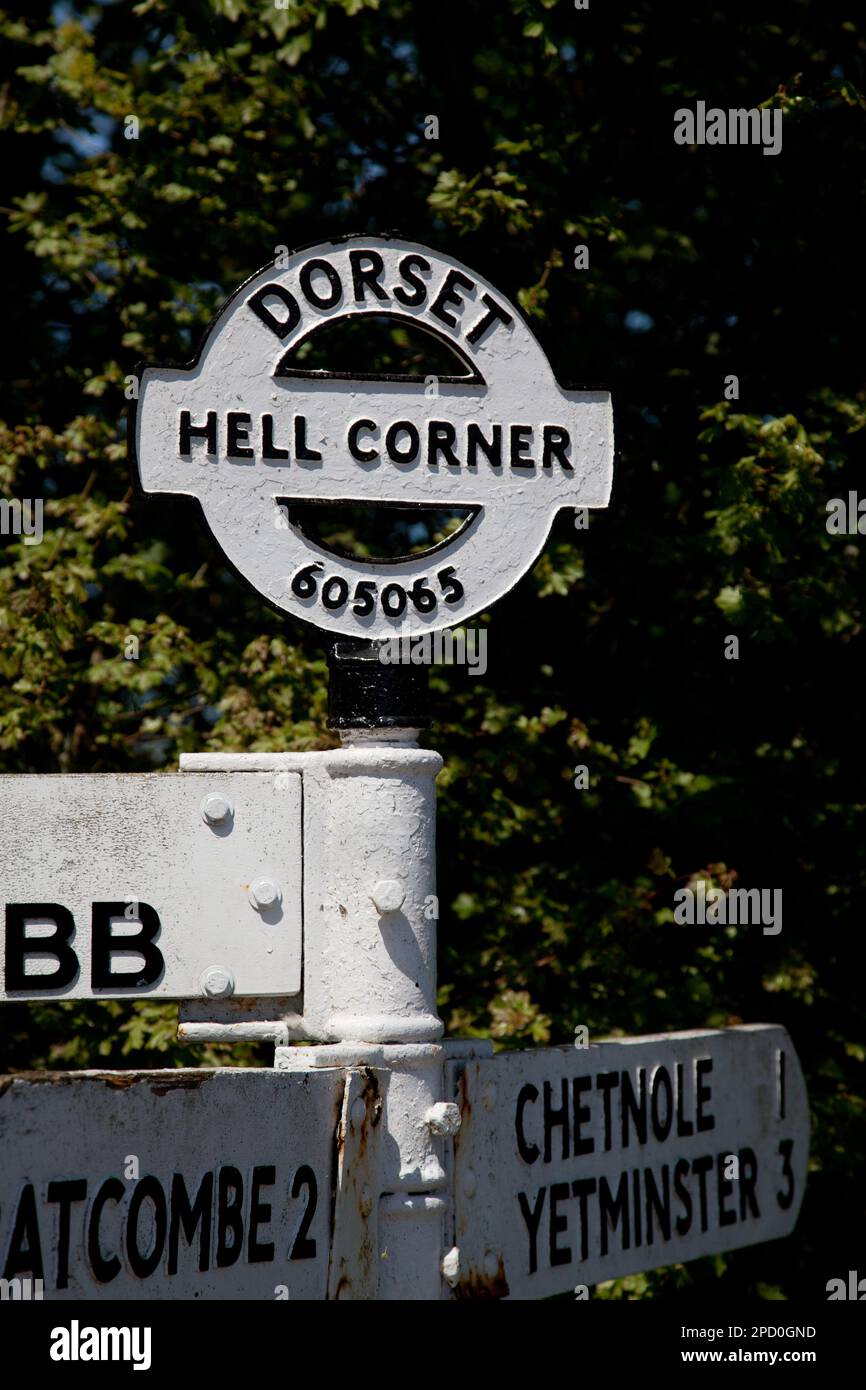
424, 1102, 461, 1137
441, 1246, 461, 1287
462, 1168, 477, 1199
201, 967, 234, 999
249, 877, 281, 911
350, 1097, 367, 1128
482, 1082, 497, 1112
482, 1250, 500, 1280
201, 793, 233, 826
360, 1186, 373, 1217
371, 879, 405, 914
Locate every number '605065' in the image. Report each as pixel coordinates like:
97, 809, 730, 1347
290, 564, 464, 617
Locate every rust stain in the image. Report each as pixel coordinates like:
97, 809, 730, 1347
329, 1070, 382, 1300
454, 1255, 510, 1300
456, 1065, 472, 1123
351, 1073, 380, 1297
150, 1074, 212, 1096
452, 1064, 472, 1181
355, 1228, 376, 1292
2, 1070, 144, 1090
338, 904, 348, 917
353, 1068, 383, 1161
0, 1069, 216, 1093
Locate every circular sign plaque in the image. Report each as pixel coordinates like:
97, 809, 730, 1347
131, 236, 613, 638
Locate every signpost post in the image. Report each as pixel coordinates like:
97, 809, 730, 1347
0, 236, 808, 1301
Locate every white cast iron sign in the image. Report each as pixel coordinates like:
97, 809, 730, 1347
131, 235, 613, 638
0, 1069, 340, 1299
0, 773, 302, 1000
448, 1026, 808, 1299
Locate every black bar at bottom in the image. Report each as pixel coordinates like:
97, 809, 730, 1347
5, 1298, 860, 1374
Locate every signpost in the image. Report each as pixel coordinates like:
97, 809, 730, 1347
0, 773, 302, 1000
0, 1069, 340, 1299
131, 236, 613, 638
0, 236, 809, 1301
447, 1026, 808, 1299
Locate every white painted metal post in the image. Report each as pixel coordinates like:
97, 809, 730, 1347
285, 724, 450, 1299
300, 728, 442, 1044
181, 725, 454, 1298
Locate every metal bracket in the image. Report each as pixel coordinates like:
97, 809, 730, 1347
177, 996, 307, 1046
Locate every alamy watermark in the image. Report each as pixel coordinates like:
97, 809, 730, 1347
826, 1270, 865, 1300
378, 626, 487, 676
0, 1276, 43, 1300
673, 880, 782, 936
0, 497, 43, 545
826, 493, 866, 534
50, 1322, 152, 1370
674, 102, 782, 157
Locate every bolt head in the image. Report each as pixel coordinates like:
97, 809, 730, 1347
249, 877, 281, 911
351, 1097, 368, 1128
371, 879, 405, 914
462, 1168, 477, 1199
482, 1082, 497, 1112
425, 1102, 462, 1137
482, 1250, 500, 1280
201, 967, 234, 999
201, 792, 233, 826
